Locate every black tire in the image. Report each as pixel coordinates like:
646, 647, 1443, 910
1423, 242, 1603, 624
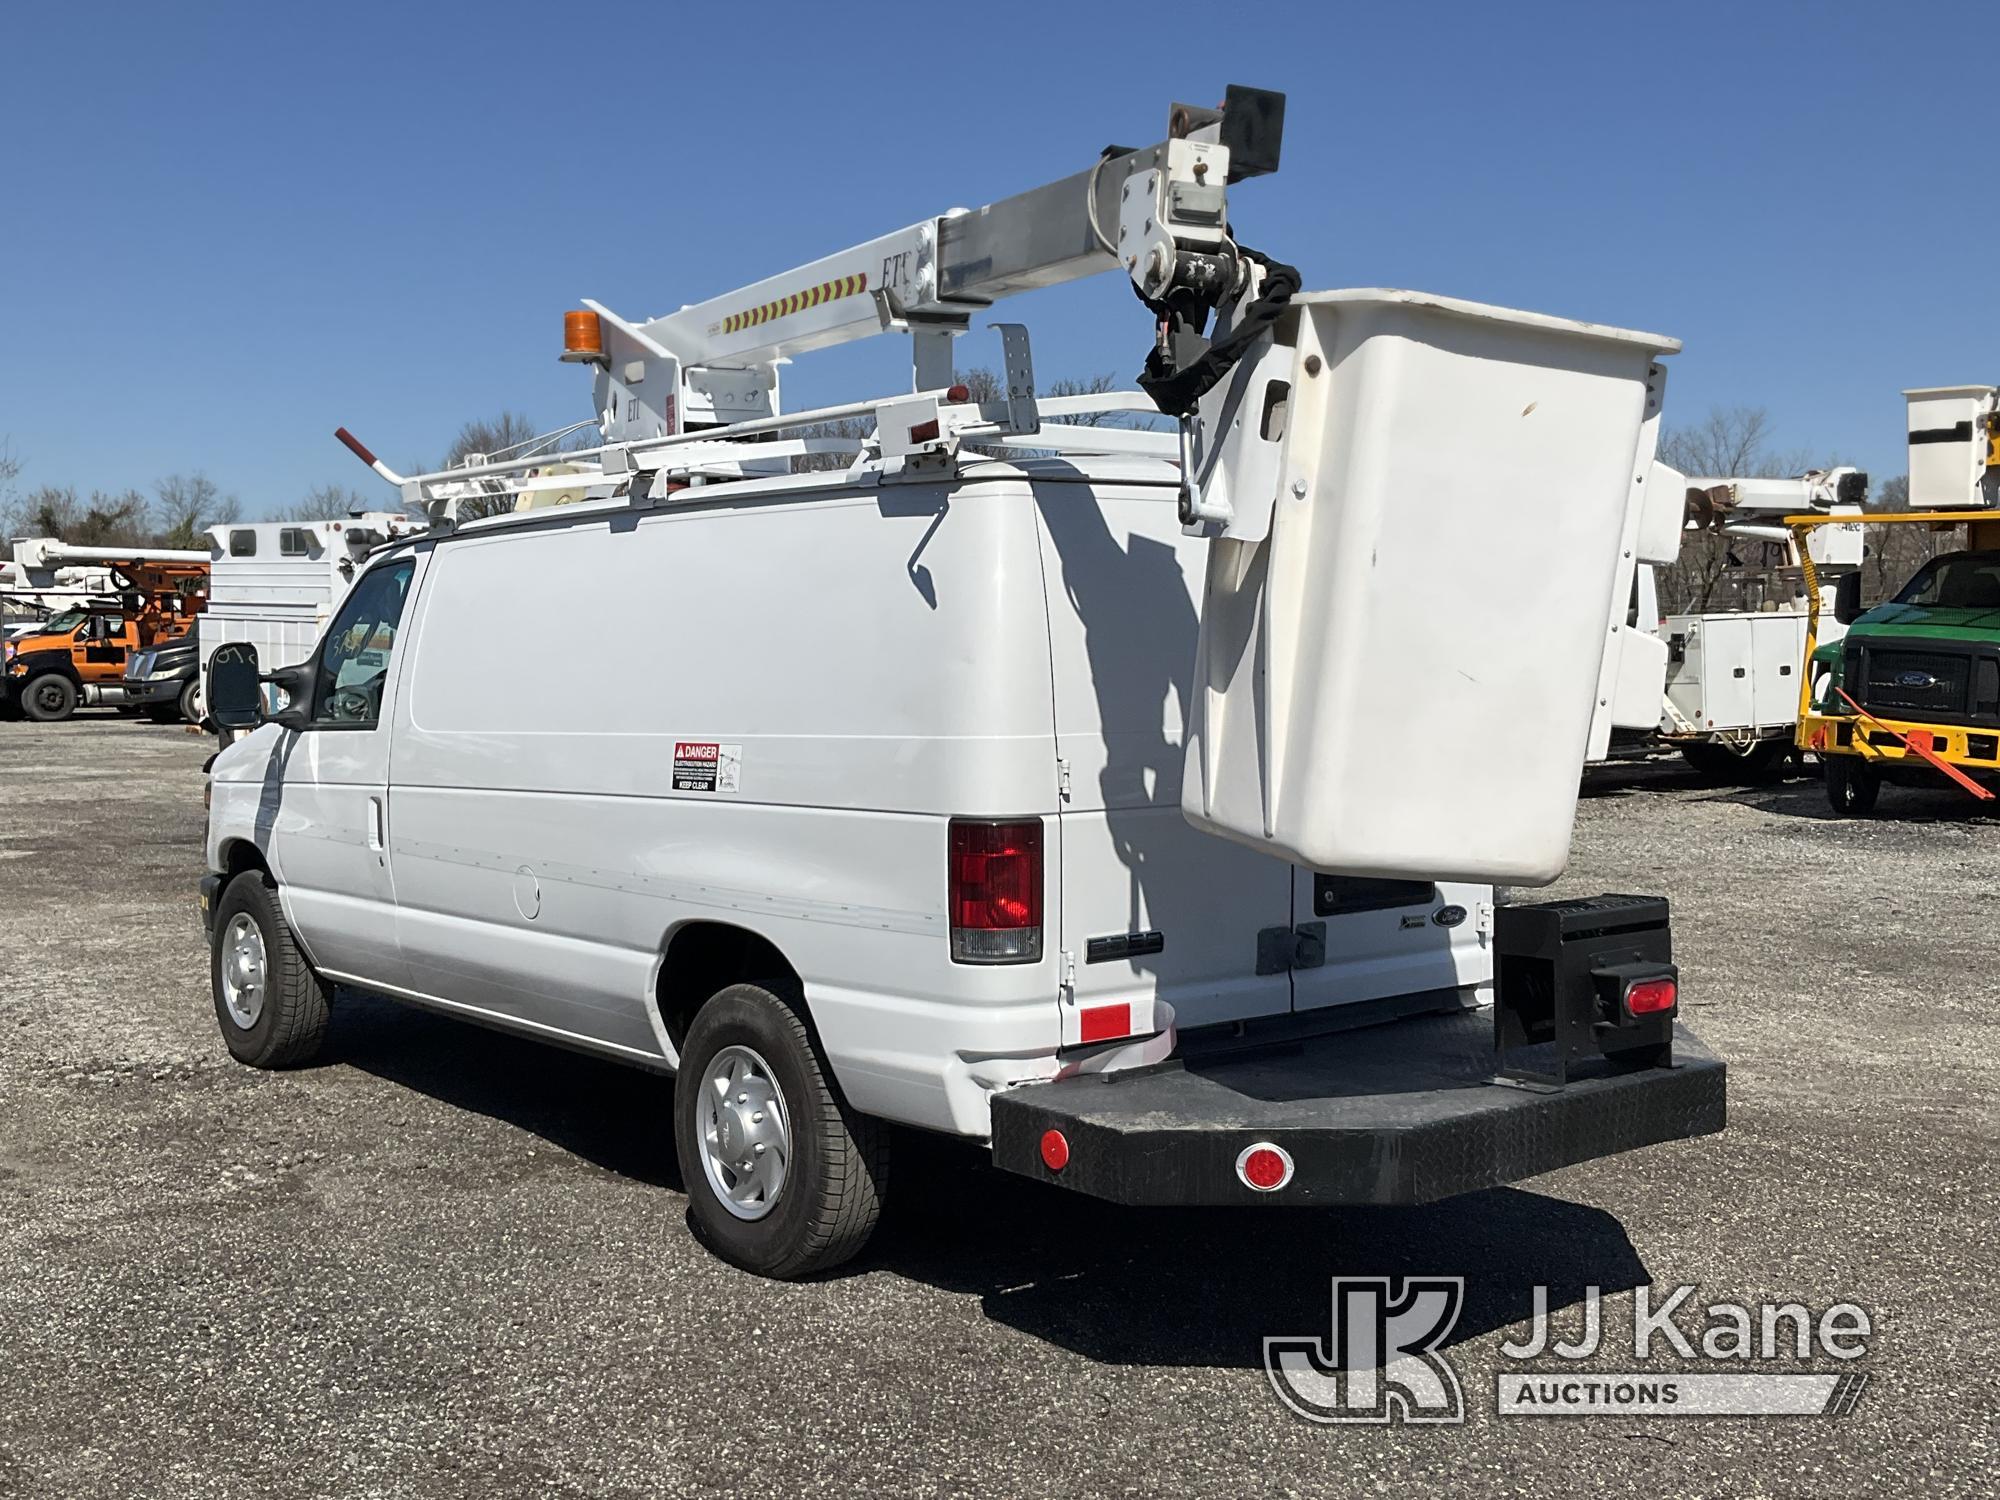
20, 673, 76, 722
209, 871, 332, 1068
1680, 740, 1789, 783
178, 678, 200, 724
1678, 742, 1736, 780
1737, 739, 1792, 780
1825, 756, 1881, 817
673, 982, 888, 1278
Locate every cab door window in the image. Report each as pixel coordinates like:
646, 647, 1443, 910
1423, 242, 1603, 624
82, 616, 130, 663
311, 559, 416, 728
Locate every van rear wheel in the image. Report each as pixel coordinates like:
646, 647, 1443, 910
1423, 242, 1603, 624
674, 983, 888, 1279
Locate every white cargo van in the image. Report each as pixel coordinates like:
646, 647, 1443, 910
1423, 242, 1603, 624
202, 453, 1720, 1276
199, 92, 1722, 1276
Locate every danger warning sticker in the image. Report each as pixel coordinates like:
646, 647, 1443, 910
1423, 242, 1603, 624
672, 741, 741, 794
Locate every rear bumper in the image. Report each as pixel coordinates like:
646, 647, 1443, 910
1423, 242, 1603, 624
990, 1007, 1724, 1206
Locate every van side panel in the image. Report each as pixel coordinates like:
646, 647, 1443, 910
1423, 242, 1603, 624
384, 483, 1065, 1130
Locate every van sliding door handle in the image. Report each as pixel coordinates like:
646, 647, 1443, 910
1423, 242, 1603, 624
367, 797, 385, 853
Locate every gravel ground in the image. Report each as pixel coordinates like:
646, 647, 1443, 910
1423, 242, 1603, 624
0, 716, 1994, 1498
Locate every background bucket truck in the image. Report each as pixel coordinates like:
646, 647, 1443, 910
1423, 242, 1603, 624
1797, 386, 2000, 814
1, 539, 209, 721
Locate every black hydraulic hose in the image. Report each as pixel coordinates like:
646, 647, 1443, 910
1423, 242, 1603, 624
1135, 244, 1301, 417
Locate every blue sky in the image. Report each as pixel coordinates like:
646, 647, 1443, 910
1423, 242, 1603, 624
3, 0, 1994, 516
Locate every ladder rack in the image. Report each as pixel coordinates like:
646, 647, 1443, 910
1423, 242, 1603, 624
347, 385, 1173, 530
340, 87, 1286, 528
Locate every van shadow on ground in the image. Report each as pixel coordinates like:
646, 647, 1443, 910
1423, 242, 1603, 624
320, 990, 684, 1190
319, 994, 1646, 1371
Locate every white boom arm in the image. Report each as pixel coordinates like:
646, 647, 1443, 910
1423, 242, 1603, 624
1684, 467, 1867, 524
7, 538, 210, 591
567, 88, 1286, 448
1682, 467, 1868, 567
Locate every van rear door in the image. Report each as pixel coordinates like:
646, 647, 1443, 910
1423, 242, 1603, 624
1289, 874, 1491, 1015
1033, 477, 1294, 1036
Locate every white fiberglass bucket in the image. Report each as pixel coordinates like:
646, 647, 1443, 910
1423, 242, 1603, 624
1905, 385, 1997, 510
1182, 289, 1679, 885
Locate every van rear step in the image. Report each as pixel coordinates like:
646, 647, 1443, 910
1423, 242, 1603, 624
990, 1008, 1724, 1206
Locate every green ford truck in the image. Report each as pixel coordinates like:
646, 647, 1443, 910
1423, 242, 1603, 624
1803, 546, 2000, 814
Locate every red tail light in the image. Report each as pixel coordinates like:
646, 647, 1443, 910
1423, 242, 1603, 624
1625, 977, 1677, 1016
948, 818, 1043, 964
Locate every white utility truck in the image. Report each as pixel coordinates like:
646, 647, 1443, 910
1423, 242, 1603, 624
1588, 469, 1867, 776
1658, 470, 1867, 775
201, 88, 1723, 1278
201, 515, 422, 669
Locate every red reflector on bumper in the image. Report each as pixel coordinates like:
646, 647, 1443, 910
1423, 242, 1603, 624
1039, 1129, 1069, 1171
1236, 1142, 1294, 1192
1627, 978, 1677, 1015
1078, 1003, 1131, 1044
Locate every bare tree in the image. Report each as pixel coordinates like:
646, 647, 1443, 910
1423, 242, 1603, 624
956, 367, 1130, 425
153, 472, 240, 548
0, 483, 76, 542
791, 416, 873, 474
5, 485, 153, 547
1655, 407, 1816, 613
1862, 472, 1964, 603
441, 411, 539, 469
1042, 372, 1130, 427
286, 482, 381, 522
792, 368, 1136, 474
440, 412, 541, 520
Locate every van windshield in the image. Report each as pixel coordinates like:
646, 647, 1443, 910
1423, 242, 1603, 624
1893, 551, 2000, 610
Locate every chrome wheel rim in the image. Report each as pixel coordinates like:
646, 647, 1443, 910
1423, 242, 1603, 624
219, 913, 268, 1029
697, 1044, 790, 1221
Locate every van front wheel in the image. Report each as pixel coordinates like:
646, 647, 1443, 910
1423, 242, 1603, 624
210, 872, 333, 1068
674, 983, 888, 1279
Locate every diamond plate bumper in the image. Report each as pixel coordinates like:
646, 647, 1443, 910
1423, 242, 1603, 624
989, 1007, 1725, 1206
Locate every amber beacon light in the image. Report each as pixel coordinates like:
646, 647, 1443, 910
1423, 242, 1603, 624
561, 309, 606, 363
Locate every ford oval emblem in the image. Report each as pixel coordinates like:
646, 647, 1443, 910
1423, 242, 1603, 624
1433, 904, 1467, 928
1895, 670, 1937, 689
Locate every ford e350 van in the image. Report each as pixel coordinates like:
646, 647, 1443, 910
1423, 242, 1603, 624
200, 450, 1723, 1277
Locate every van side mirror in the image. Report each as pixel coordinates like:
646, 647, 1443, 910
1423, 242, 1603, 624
1833, 572, 1863, 626
209, 645, 314, 732
207, 643, 264, 729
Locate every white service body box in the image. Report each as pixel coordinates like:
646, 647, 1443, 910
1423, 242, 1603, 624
1182, 289, 1678, 885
